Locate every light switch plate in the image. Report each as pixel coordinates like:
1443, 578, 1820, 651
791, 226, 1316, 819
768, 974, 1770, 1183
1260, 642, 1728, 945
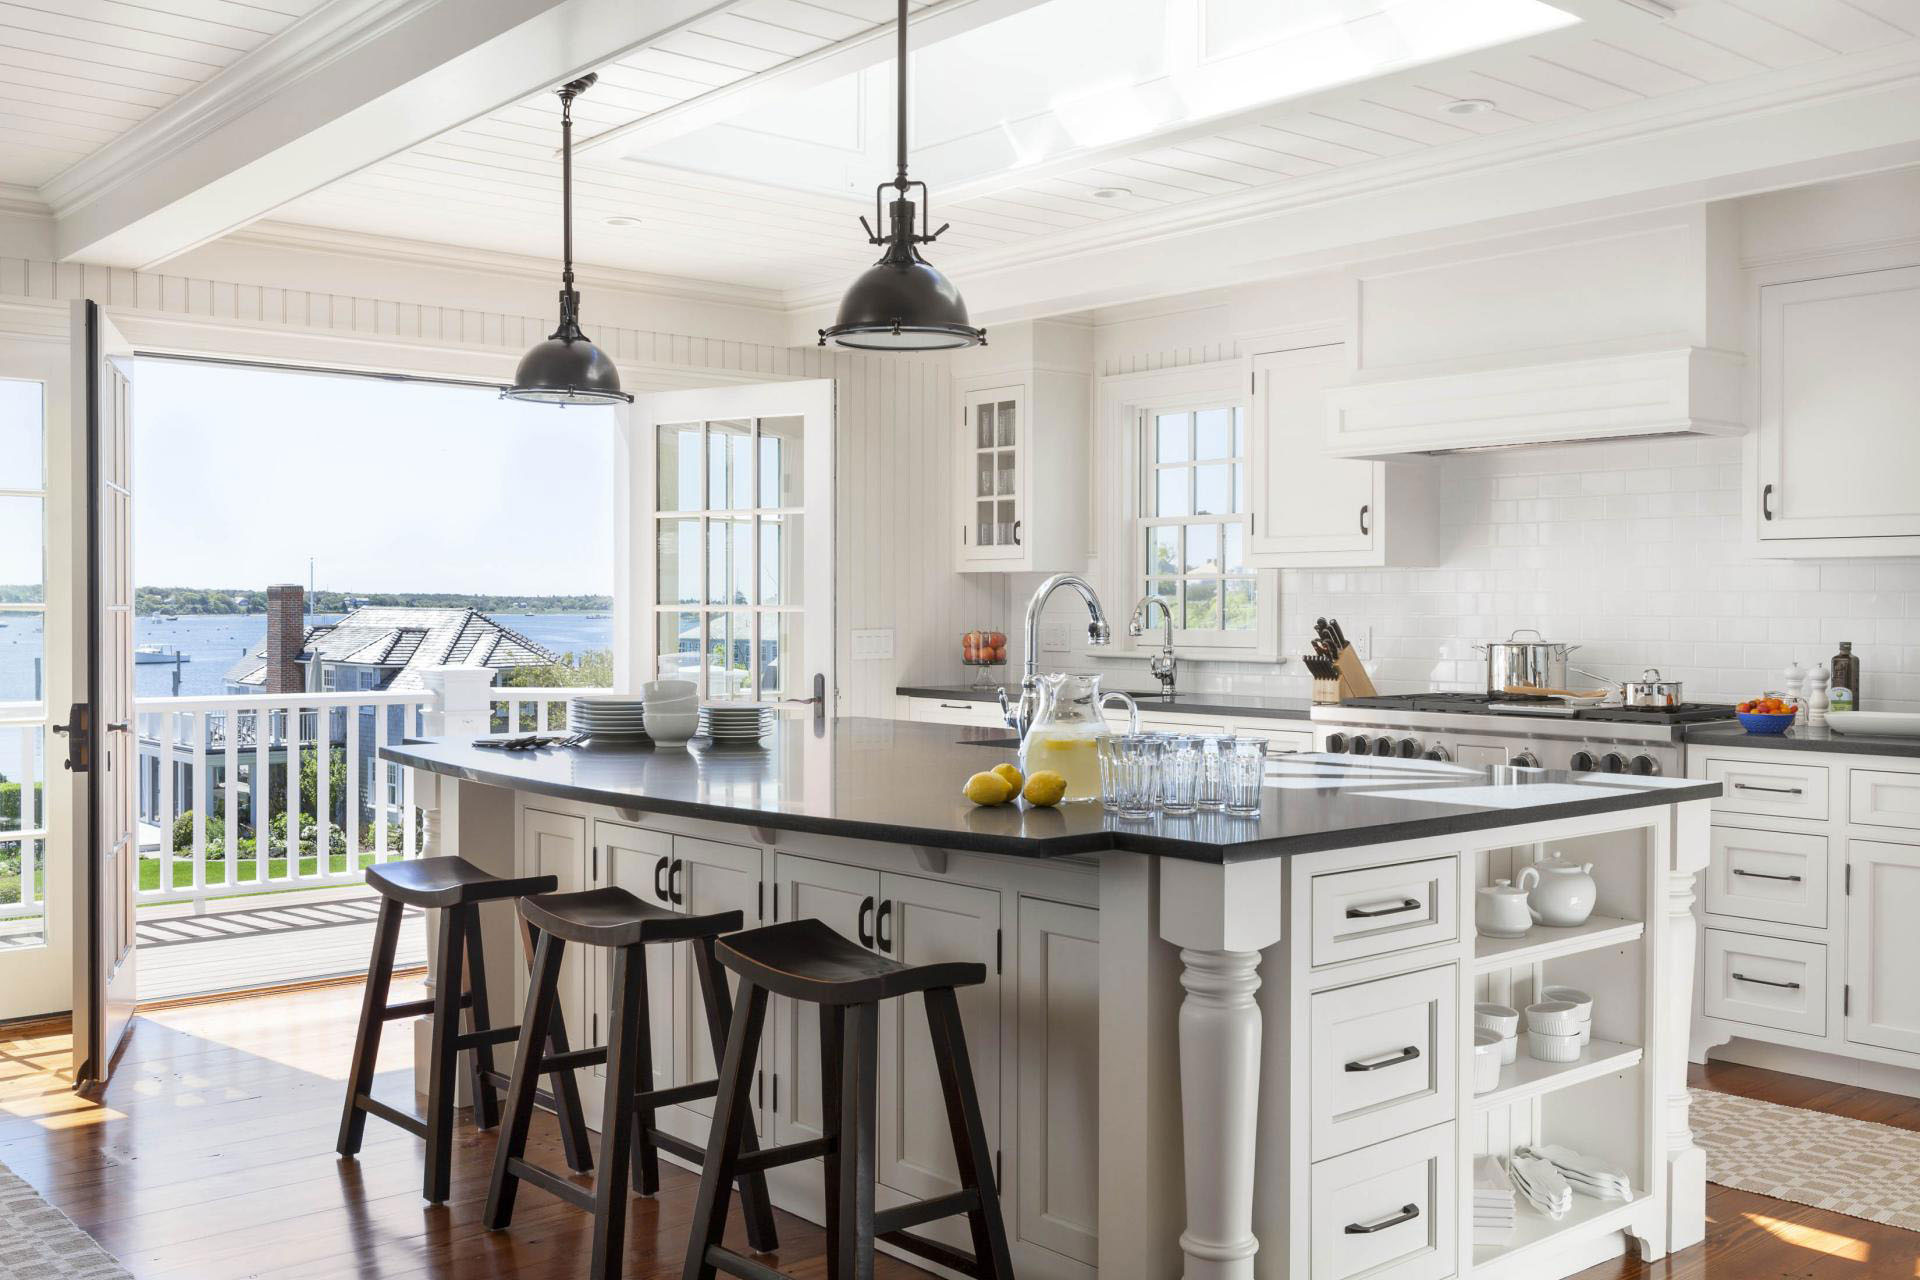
852, 628, 894, 660
1041, 623, 1071, 653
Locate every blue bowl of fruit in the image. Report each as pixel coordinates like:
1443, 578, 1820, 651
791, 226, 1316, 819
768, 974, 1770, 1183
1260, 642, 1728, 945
1736, 697, 1795, 735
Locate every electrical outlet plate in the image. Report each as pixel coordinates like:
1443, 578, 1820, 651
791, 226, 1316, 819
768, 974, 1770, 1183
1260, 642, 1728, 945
1040, 622, 1071, 652
852, 628, 894, 660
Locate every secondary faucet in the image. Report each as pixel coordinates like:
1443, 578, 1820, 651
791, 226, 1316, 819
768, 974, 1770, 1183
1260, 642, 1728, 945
1000, 573, 1112, 737
1129, 596, 1176, 698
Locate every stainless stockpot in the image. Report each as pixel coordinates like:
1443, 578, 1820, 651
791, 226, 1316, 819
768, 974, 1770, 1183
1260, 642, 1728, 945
1474, 629, 1579, 695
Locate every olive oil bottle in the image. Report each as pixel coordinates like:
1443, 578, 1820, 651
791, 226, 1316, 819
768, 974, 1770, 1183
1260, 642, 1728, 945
1829, 641, 1860, 713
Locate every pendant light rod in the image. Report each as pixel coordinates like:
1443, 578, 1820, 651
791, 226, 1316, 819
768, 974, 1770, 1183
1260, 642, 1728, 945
558, 73, 595, 295
895, 0, 909, 186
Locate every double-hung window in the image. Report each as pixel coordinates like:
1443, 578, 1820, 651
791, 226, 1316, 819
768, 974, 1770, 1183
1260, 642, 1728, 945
1138, 404, 1258, 644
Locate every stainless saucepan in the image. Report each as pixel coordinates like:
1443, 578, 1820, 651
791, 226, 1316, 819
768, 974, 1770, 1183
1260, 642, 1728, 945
1474, 628, 1580, 695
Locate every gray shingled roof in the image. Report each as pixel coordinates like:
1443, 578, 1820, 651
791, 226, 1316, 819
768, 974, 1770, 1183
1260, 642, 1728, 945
225, 607, 560, 692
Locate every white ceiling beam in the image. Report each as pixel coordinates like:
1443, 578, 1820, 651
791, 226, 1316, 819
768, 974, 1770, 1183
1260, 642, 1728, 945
47, 0, 741, 269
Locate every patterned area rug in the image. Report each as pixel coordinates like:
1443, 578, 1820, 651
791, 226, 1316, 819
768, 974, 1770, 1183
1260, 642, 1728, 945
1691, 1086, 1920, 1230
0, 1158, 130, 1278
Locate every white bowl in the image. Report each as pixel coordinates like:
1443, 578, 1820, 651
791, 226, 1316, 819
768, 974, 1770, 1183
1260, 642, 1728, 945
645, 711, 698, 745
643, 679, 698, 701
1528, 1028, 1583, 1063
1473, 1028, 1504, 1095
1540, 985, 1593, 1045
1474, 1002, 1520, 1037
642, 696, 699, 716
1526, 1000, 1583, 1036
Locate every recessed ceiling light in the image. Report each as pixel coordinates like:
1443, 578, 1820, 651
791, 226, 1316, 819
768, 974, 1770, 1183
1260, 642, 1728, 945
1091, 186, 1132, 200
1443, 98, 1496, 116
602, 215, 642, 228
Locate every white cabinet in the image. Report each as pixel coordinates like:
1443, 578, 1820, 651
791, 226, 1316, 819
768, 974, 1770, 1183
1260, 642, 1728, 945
955, 369, 1090, 574
1846, 840, 1920, 1055
594, 819, 676, 1099
907, 696, 1008, 728
1013, 898, 1099, 1269
768, 854, 875, 1147
1756, 265, 1920, 555
1246, 344, 1436, 569
522, 808, 590, 1052
670, 838, 765, 1117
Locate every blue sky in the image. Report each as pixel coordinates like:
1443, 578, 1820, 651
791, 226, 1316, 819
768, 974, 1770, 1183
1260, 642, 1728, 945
132, 359, 616, 596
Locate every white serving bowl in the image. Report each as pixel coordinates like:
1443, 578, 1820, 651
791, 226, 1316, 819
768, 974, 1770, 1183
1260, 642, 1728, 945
643, 679, 698, 702
644, 710, 698, 746
1473, 1029, 1504, 1095
1528, 1028, 1583, 1063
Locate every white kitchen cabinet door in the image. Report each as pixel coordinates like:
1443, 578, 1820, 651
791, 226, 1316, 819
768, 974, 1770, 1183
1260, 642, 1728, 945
959, 386, 1026, 567
522, 809, 590, 1057
875, 873, 1002, 1210
670, 837, 766, 1120
768, 854, 878, 1146
594, 820, 677, 1099
1845, 840, 1920, 1055
1758, 267, 1920, 549
1014, 898, 1100, 1268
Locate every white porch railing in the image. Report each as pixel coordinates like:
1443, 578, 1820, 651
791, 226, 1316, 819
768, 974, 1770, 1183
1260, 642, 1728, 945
0, 701, 48, 924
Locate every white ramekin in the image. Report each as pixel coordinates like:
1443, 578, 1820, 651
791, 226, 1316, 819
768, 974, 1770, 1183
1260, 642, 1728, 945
1473, 1029, 1504, 1094
1474, 1002, 1520, 1036
1541, 985, 1593, 1044
1528, 1028, 1583, 1063
1526, 1000, 1584, 1036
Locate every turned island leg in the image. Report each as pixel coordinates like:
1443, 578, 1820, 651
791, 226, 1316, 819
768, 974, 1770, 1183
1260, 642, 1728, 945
1664, 800, 1711, 1252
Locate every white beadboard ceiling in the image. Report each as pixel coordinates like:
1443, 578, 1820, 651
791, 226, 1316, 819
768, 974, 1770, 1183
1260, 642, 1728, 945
0, 0, 328, 190
263, 0, 1920, 298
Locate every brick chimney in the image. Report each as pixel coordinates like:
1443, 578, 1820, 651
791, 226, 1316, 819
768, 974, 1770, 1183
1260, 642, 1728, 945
265, 584, 306, 694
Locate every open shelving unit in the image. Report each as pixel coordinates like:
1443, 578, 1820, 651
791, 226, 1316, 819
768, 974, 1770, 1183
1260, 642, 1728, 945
1473, 1038, 1642, 1111
1473, 915, 1643, 973
1473, 1190, 1656, 1280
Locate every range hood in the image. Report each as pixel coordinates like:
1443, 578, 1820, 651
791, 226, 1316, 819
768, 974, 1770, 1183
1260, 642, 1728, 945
1323, 347, 1744, 460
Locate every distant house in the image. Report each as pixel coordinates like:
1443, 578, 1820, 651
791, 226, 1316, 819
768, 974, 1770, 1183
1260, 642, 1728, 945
223, 604, 559, 695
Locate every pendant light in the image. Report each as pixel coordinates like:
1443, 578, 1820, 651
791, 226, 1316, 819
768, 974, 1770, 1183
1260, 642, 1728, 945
504, 74, 633, 405
819, 0, 985, 351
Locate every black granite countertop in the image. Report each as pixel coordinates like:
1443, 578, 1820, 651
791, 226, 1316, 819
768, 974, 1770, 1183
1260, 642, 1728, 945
1684, 722, 1920, 760
384, 717, 1719, 864
898, 685, 1315, 722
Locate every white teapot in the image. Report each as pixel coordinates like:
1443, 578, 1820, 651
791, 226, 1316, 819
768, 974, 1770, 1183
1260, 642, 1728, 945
1517, 853, 1596, 928
1476, 879, 1532, 939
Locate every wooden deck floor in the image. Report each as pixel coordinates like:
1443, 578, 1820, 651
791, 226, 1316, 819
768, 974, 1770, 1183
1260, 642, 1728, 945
0, 984, 1912, 1278
136, 889, 427, 1004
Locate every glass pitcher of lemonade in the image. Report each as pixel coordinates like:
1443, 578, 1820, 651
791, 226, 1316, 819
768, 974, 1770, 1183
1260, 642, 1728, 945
1021, 674, 1139, 802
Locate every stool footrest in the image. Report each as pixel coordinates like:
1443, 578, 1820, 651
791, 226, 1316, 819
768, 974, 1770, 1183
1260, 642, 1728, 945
505, 1156, 595, 1212
873, 1189, 979, 1236
704, 1245, 788, 1280
353, 1094, 427, 1139
879, 1228, 988, 1279
540, 1045, 607, 1072
634, 1078, 718, 1109
645, 1129, 707, 1166
731, 1136, 832, 1175
380, 994, 464, 1021
454, 1026, 520, 1050
479, 1071, 566, 1117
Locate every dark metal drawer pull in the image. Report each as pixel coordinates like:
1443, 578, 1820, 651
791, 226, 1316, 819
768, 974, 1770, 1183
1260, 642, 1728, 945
1347, 898, 1421, 920
1733, 971, 1801, 990
1345, 1046, 1420, 1073
1732, 868, 1803, 883
1732, 782, 1803, 796
1346, 1204, 1419, 1235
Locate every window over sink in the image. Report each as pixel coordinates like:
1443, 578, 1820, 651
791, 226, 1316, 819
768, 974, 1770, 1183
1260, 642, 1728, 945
1139, 404, 1258, 644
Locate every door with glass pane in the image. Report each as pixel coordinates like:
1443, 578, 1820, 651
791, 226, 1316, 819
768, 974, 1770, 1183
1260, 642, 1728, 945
960, 386, 1022, 564
634, 380, 834, 710
0, 332, 70, 1020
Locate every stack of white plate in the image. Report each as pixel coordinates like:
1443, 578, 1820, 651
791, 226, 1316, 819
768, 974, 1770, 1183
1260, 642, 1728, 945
1521, 1145, 1632, 1202
700, 703, 775, 745
571, 695, 649, 744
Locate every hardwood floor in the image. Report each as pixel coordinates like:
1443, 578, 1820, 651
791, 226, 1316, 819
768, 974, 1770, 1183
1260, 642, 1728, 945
0, 986, 1914, 1278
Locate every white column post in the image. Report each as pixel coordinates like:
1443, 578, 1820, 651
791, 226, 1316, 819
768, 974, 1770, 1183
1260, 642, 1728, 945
1664, 799, 1711, 1252
1158, 857, 1285, 1280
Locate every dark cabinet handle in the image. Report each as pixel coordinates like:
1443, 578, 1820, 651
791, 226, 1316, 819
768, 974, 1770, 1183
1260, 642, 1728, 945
668, 858, 684, 906
876, 899, 894, 953
1733, 971, 1801, 990
1012, 520, 1022, 546
654, 855, 671, 901
1733, 782, 1802, 796
1762, 483, 1774, 521
1345, 1045, 1420, 1073
1732, 868, 1803, 883
857, 896, 875, 949
1359, 503, 1371, 536
1346, 1204, 1419, 1235
1346, 897, 1420, 920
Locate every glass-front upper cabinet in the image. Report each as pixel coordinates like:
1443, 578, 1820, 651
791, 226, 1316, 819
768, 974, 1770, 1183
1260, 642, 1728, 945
951, 353, 1090, 575
961, 386, 1022, 565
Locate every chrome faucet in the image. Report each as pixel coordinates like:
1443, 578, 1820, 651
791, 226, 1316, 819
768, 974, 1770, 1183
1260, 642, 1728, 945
1000, 573, 1112, 736
1129, 596, 1176, 698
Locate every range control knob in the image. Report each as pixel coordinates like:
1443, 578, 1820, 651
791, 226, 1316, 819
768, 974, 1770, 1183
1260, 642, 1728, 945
1325, 732, 1349, 754
1601, 752, 1627, 773
1373, 736, 1397, 757
1629, 754, 1660, 776
1349, 736, 1372, 755
1423, 745, 1452, 762
1512, 751, 1542, 769
1570, 750, 1598, 772
1396, 737, 1422, 759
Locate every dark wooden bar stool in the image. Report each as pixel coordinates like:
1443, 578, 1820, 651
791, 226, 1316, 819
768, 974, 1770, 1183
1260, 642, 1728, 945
683, 917, 1014, 1280
336, 855, 593, 1203
484, 887, 780, 1279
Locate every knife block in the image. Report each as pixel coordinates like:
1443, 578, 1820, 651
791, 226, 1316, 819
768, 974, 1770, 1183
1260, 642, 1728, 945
1313, 645, 1377, 704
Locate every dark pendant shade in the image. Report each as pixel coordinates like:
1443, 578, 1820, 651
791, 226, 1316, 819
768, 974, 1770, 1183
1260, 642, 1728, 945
505, 74, 632, 406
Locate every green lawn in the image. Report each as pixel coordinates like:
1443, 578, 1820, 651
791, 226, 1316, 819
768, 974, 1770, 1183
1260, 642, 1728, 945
0, 851, 391, 913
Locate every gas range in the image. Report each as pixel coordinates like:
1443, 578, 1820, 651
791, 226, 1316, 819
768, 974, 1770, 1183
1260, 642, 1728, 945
1309, 693, 1737, 777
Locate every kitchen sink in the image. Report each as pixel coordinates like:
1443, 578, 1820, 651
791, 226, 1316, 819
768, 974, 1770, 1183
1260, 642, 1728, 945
957, 736, 1023, 749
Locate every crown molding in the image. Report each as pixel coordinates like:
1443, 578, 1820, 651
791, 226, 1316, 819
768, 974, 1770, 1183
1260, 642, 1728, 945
0, 185, 48, 217
41, 0, 442, 217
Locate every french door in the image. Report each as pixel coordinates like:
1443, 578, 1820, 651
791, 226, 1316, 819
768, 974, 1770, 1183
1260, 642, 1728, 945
627, 380, 835, 712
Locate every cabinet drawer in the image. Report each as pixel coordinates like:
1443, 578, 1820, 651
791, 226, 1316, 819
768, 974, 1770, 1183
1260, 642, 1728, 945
1702, 757, 1829, 821
1238, 725, 1314, 755
1311, 857, 1459, 967
1310, 1124, 1457, 1280
1703, 929, 1827, 1036
1852, 770, 1920, 833
907, 697, 1006, 728
1706, 827, 1828, 929
1311, 967, 1457, 1159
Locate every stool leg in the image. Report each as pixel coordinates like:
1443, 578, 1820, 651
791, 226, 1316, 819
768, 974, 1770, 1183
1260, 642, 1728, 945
837, 1001, 879, 1280
591, 945, 646, 1280
336, 894, 404, 1157
423, 904, 466, 1204
627, 945, 660, 1198
485, 928, 565, 1230
521, 918, 593, 1175
681, 980, 769, 1280
925, 987, 1016, 1280
692, 936, 779, 1253
461, 905, 501, 1131
819, 1004, 846, 1280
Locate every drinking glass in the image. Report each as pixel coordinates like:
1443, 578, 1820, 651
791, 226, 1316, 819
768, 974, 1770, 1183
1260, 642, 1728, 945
1160, 735, 1201, 814
1194, 735, 1229, 810
1223, 737, 1269, 815
1101, 735, 1163, 817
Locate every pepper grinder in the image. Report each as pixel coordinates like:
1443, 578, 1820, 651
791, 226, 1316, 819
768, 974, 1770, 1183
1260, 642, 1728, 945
1783, 661, 1806, 724
1807, 663, 1830, 729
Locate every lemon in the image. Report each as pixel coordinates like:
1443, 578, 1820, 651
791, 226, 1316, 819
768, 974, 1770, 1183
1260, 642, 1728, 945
963, 771, 1014, 806
992, 762, 1024, 792
1022, 770, 1068, 808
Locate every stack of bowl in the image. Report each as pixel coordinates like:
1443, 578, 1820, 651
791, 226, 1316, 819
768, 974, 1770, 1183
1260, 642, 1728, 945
641, 679, 699, 747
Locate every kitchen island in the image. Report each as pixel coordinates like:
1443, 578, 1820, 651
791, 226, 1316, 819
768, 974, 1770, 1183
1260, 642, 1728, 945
385, 717, 1718, 1280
